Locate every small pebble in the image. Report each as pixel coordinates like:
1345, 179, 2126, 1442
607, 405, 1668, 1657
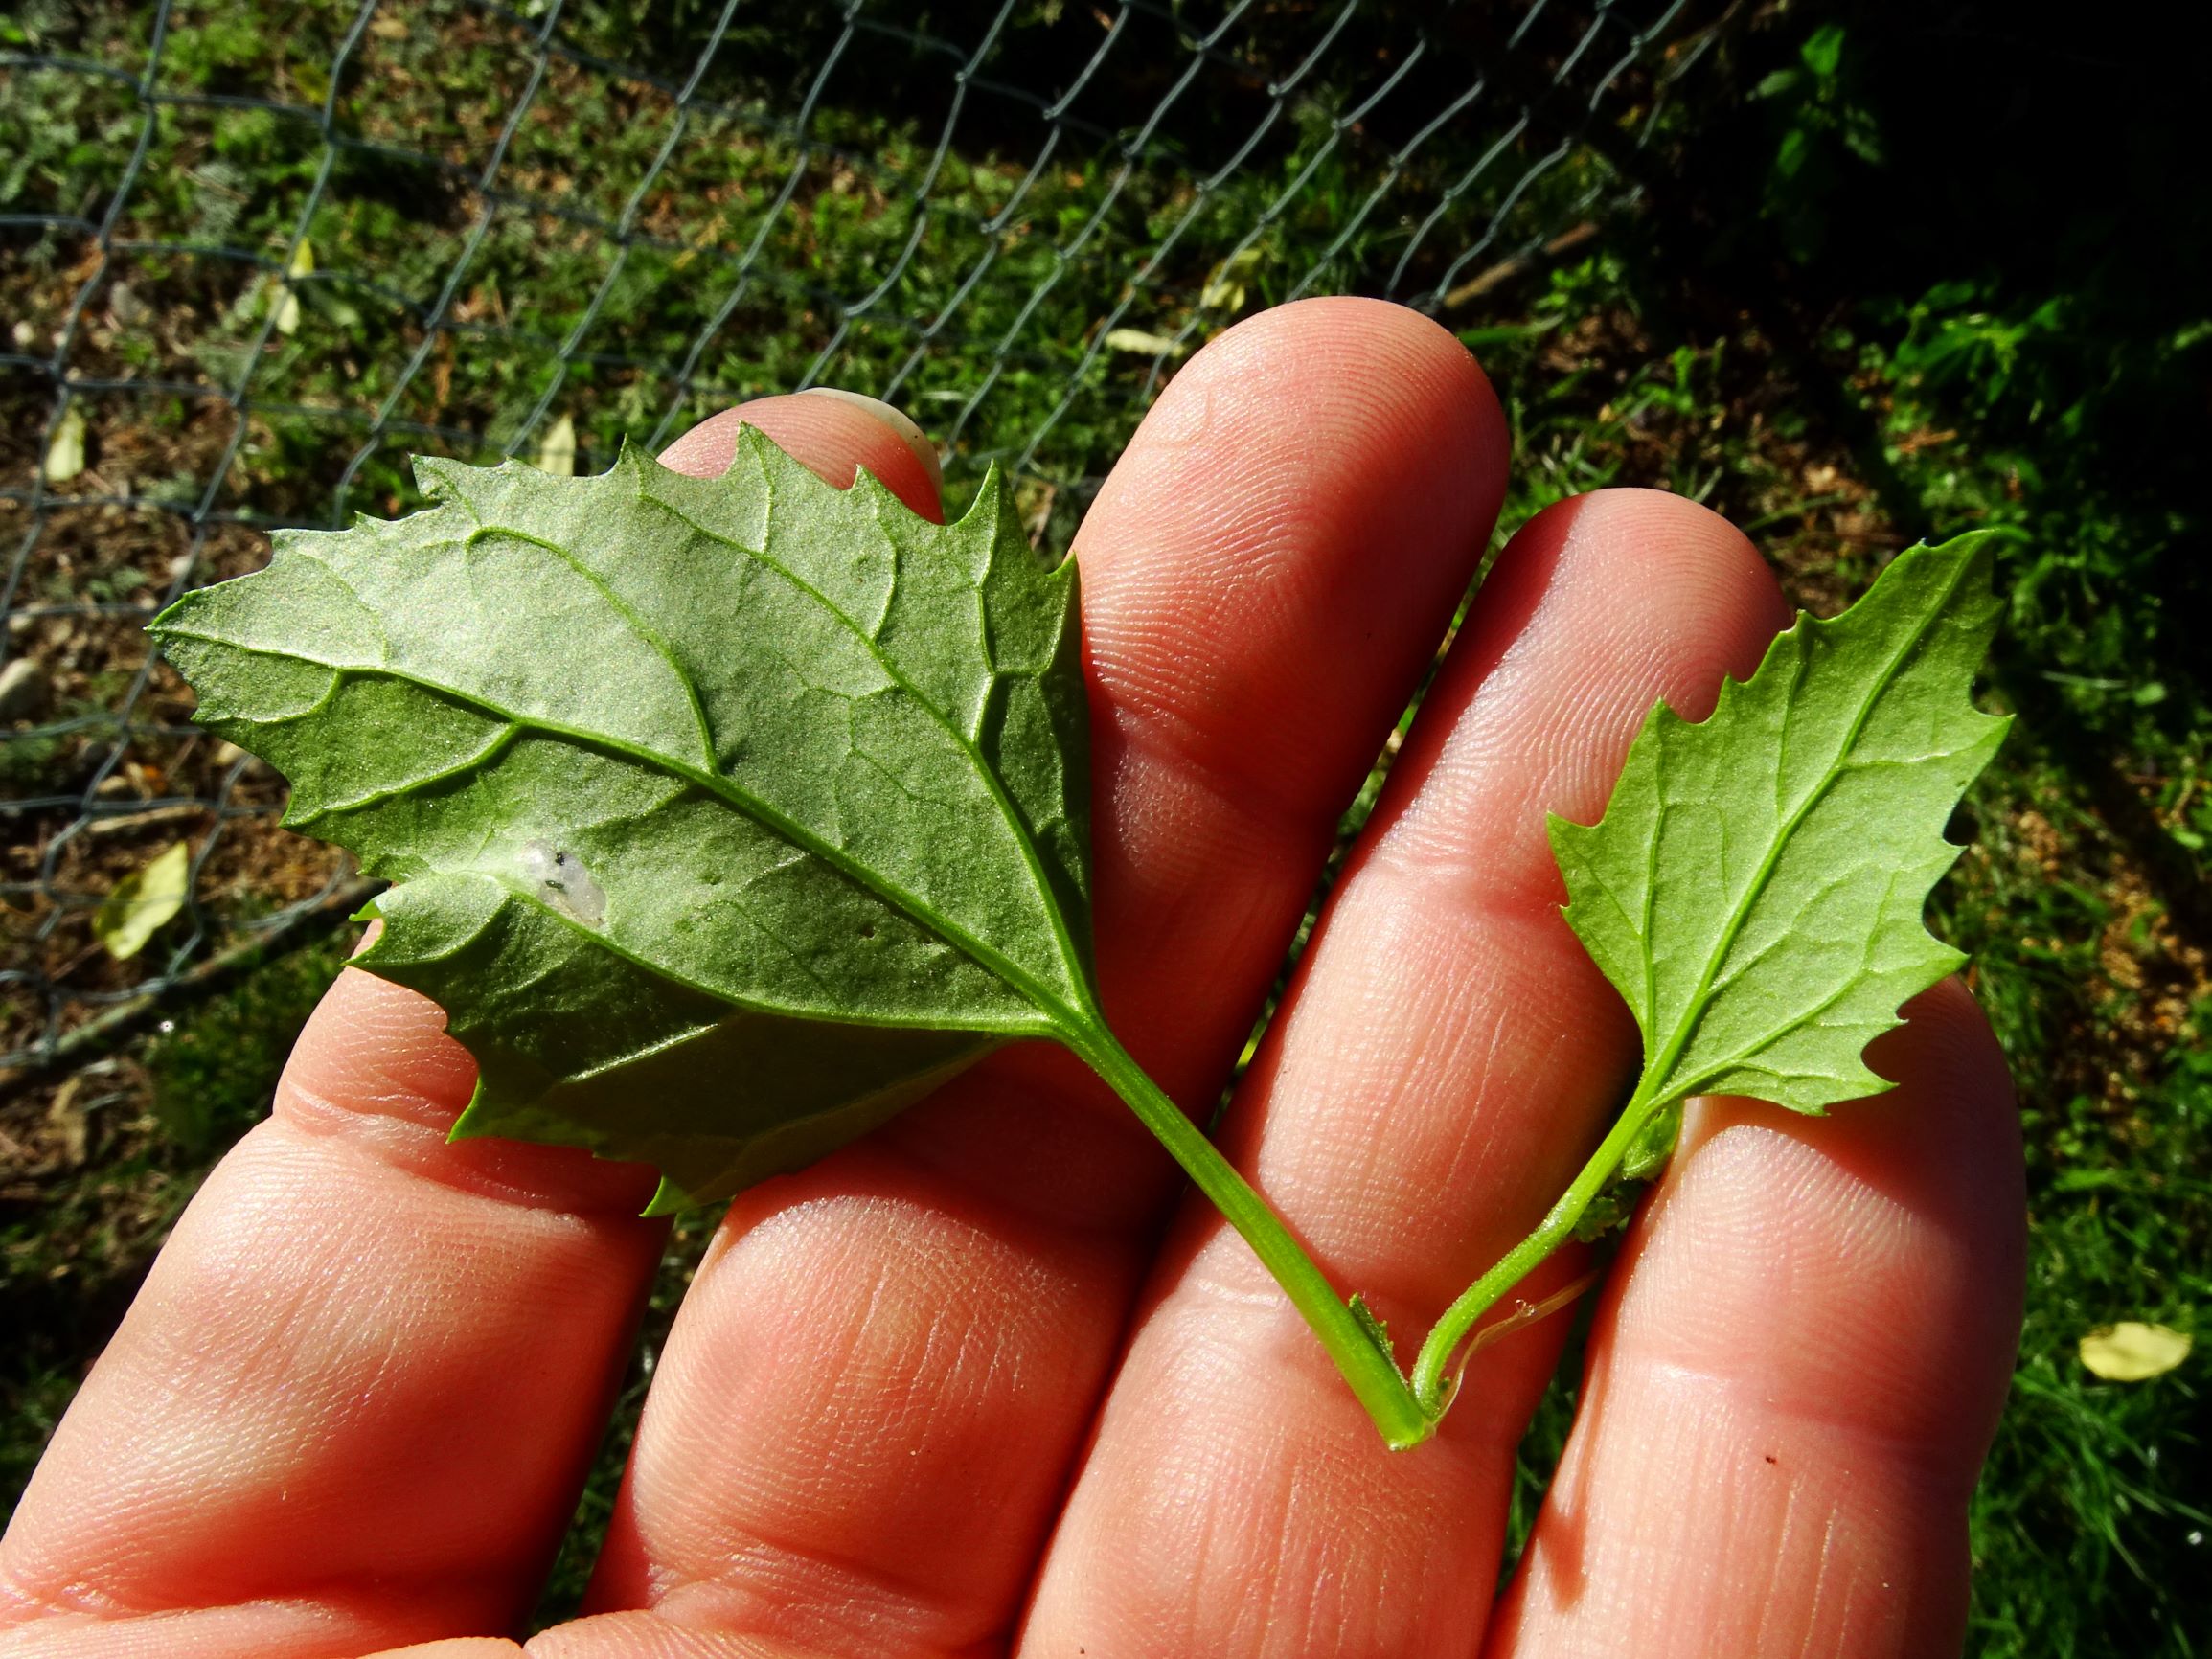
0, 656, 46, 721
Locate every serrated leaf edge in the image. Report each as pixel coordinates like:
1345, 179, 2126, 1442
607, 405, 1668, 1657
151, 435, 1099, 1041
1551, 534, 2009, 1115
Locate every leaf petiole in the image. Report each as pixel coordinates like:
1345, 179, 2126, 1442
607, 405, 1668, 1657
1063, 1019, 1435, 1449
1407, 1079, 1668, 1414
1068, 1016, 1657, 1450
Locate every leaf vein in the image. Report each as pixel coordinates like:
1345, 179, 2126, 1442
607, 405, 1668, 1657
489, 524, 719, 768
635, 485, 1088, 1006
1642, 551, 1975, 1104
170, 637, 1069, 1034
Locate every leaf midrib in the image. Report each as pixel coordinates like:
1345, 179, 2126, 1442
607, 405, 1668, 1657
633, 474, 1090, 1000
160, 629, 1080, 1038
1636, 551, 1974, 1106
489, 523, 718, 767
1676, 865, 1949, 1102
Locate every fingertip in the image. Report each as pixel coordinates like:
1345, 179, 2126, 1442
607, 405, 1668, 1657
281, 963, 479, 1135
1074, 296, 1512, 837
1530, 487, 1794, 732
1131, 295, 1508, 511
1540, 487, 1791, 650
1619, 978, 2025, 1466
1869, 974, 2019, 1131
797, 387, 944, 499
277, 960, 663, 1216
1684, 976, 2025, 1287
657, 391, 945, 521
1374, 486, 1793, 902
1838, 975, 2028, 1362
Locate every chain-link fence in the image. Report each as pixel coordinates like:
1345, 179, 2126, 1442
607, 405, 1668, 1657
1, 0, 1724, 1077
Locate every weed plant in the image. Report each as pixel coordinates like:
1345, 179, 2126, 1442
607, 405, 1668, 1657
2, 2, 2204, 1650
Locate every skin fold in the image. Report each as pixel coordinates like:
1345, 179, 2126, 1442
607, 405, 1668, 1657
0, 300, 2024, 1659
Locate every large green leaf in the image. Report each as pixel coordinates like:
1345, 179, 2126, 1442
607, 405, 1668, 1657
1550, 534, 2009, 1118
152, 430, 1092, 1210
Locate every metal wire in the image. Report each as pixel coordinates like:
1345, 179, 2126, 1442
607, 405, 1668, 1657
0, 0, 1709, 1075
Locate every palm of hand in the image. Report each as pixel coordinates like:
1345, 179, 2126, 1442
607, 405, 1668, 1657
1, 301, 2022, 1659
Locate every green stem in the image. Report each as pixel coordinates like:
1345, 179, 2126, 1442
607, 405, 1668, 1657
1065, 1021, 1435, 1450
1068, 1011, 1667, 1449
1407, 1079, 1665, 1414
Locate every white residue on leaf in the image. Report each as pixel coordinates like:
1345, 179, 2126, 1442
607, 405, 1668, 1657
519, 837, 606, 925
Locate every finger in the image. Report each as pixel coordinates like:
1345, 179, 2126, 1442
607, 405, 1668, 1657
661, 387, 945, 521
1489, 980, 2023, 1658
1017, 489, 1794, 1657
541, 299, 1510, 1657
0, 395, 945, 1655
0, 963, 663, 1655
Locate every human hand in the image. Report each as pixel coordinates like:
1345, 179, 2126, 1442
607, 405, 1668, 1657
0, 300, 2024, 1659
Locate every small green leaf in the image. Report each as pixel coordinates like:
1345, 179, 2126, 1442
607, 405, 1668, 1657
1570, 1185, 1636, 1244
1564, 1100, 1680, 1245
1552, 534, 2008, 1119
153, 431, 1094, 1209
1618, 1097, 1681, 1180
93, 840, 192, 961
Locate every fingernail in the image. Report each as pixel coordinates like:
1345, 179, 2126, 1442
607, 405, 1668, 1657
798, 388, 943, 496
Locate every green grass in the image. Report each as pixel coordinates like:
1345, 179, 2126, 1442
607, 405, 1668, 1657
4, 0, 1623, 526
1949, 761, 2212, 1651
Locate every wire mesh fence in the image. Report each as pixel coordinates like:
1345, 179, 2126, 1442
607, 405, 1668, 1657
2, 0, 1720, 1077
